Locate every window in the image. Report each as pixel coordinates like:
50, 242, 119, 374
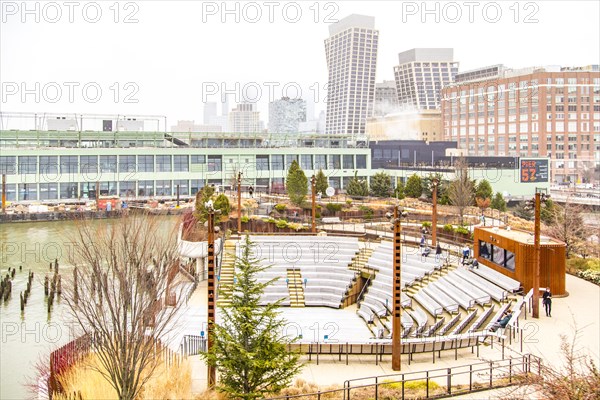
343, 155, 354, 169
119, 155, 136, 173
285, 155, 298, 168
138, 180, 154, 196
0, 183, 16, 201
191, 155, 205, 165
0, 157, 16, 175
155, 155, 172, 172
173, 180, 189, 195
80, 182, 97, 199
315, 154, 327, 170
60, 183, 78, 199
329, 154, 341, 169
99, 182, 117, 196
60, 156, 78, 175
301, 154, 313, 170
356, 154, 367, 169
18, 183, 37, 200
100, 155, 117, 173
173, 155, 189, 172
155, 180, 172, 196
271, 155, 284, 170
256, 155, 269, 171
39, 183, 58, 200
190, 179, 205, 195
138, 155, 154, 172
479, 240, 515, 271
19, 156, 37, 174
39, 156, 58, 177
119, 181, 135, 197
80, 155, 98, 174
207, 155, 221, 172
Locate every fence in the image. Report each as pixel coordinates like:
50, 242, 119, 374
266, 354, 541, 400
180, 334, 207, 356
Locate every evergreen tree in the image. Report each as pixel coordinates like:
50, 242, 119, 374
404, 174, 423, 198
201, 236, 302, 399
213, 193, 231, 222
369, 171, 392, 197
194, 185, 216, 223
475, 179, 493, 201
346, 171, 369, 197
315, 169, 328, 197
285, 160, 308, 206
491, 192, 507, 212
394, 179, 405, 200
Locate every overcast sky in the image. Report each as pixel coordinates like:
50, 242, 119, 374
1, 0, 599, 129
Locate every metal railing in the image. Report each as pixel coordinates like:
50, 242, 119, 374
266, 354, 541, 400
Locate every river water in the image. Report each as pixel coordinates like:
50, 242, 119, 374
0, 216, 180, 400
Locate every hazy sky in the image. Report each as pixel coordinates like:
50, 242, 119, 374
1, 0, 599, 129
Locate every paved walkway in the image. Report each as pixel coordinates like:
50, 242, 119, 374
184, 266, 599, 398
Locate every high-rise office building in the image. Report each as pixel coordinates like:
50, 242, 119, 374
268, 97, 307, 133
394, 48, 458, 110
374, 80, 399, 116
203, 102, 217, 125
441, 64, 600, 183
229, 103, 261, 133
325, 14, 379, 136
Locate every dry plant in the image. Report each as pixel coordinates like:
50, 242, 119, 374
52, 353, 191, 400
61, 213, 186, 400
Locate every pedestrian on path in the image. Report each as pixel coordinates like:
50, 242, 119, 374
543, 289, 552, 317
435, 242, 442, 262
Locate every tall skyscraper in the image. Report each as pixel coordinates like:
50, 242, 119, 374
229, 103, 261, 133
268, 97, 307, 133
203, 102, 217, 125
393, 48, 458, 110
325, 14, 379, 136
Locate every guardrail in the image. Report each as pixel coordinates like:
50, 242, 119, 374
266, 354, 541, 400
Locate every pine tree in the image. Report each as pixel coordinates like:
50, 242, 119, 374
346, 171, 369, 197
201, 236, 302, 399
369, 171, 392, 197
404, 174, 423, 198
213, 193, 231, 222
194, 185, 216, 223
394, 179, 405, 200
315, 169, 328, 197
286, 160, 308, 206
491, 192, 507, 212
475, 179, 493, 201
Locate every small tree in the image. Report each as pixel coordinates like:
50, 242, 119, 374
213, 193, 231, 222
475, 179, 493, 201
285, 160, 308, 206
370, 171, 392, 197
315, 169, 328, 197
547, 201, 589, 258
346, 171, 369, 197
491, 192, 507, 211
448, 158, 474, 225
202, 236, 302, 399
194, 185, 216, 223
404, 174, 423, 198
394, 179, 405, 200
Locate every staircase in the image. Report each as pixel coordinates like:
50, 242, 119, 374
217, 240, 237, 307
349, 247, 374, 273
286, 269, 305, 307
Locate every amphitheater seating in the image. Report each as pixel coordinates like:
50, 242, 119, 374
435, 277, 477, 310
422, 285, 459, 314
454, 269, 507, 302
442, 272, 492, 306
469, 305, 495, 333
472, 265, 521, 293
423, 317, 445, 337
451, 310, 478, 335
413, 290, 444, 317
485, 303, 512, 331
407, 308, 429, 336
438, 313, 461, 336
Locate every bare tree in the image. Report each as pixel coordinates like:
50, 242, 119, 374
61, 213, 185, 400
449, 158, 475, 225
545, 200, 589, 258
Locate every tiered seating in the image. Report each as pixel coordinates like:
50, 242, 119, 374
469, 305, 495, 333
413, 290, 444, 317
442, 272, 492, 306
237, 235, 360, 308
422, 284, 459, 313
451, 310, 477, 335
454, 269, 507, 302
407, 307, 429, 336
434, 277, 477, 310
485, 303, 512, 331
438, 314, 461, 336
472, 265, 521, 293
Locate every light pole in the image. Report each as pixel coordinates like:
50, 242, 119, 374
387, 206, 408, 371
525, 190, 550, 319
431, 177, 439, 248
205, 200, 221, 387
237, 172, 242, 234
311, 175, 316, 234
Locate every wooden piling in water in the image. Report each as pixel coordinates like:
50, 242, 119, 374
20, 292, 24, 311
45, 275, 49, 296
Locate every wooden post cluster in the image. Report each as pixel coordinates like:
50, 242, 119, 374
20, 271, 34, 311
1, 272, 13, 302
73, 267, 79, 305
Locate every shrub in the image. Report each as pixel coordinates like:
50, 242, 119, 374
315, 212, 321, 219
326, 203, 343, 213
358, 205, 374, 220
346, 199, 353, 206
276, 219, 288, 229
443, 224, 454, 232
455, 226, 470, 235
381, 379, 440, 390
422, 221, 432, 228
577, 269, 600, 285
240, 215, 249, 223
274, 203, 287, 213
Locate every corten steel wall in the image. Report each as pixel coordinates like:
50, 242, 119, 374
473, 227, 566, 295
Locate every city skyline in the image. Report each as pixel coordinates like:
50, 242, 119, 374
2, 1, 599, 128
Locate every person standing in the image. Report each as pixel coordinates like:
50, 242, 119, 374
543, 289, 552, 317
435, 242, 442, 262
462, 245, 470, 265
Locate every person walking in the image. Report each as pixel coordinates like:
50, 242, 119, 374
462, 245, 470, 265
435, 242, 442, 262
543, 289, 552, 317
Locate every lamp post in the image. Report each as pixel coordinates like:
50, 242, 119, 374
431, 177, 439, 247
311, 175, 316, 234
205, 200, 221, 387
525, 190, 550, 319
237, 172, 242, 234
387, 206, 408, 371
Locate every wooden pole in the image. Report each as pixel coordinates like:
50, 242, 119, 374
207, 208, 217, 387
392, 206, 402, 371
237, 172, 242, 234
533, 192, 541, 319
432, 179, 438, 247
311, 175, 316, 234
1, 174, 6, 213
